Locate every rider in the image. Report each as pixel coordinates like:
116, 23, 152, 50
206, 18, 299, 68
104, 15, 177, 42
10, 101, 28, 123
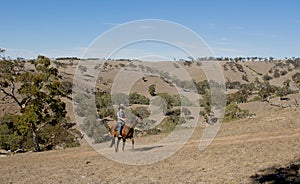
117, 104, 126, 137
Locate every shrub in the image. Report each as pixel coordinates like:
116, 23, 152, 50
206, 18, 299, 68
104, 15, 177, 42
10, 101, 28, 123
129, 92, 150, 105
132, 107, 150, 119
39, 119, 80, 149
242, 74, 249, 82
0, 114, 25, 151
292, 72, 300, 85
173, 63, 179, 68
236, 63, 244, 72
195, 80, 210, 95
224, 103, 253, 122
157, 93, 182, 109
183, 60, 192, 66
226, 81, 241, 89
0, 114, 80, 151
78, 65, 87, 73
156, 116, 178, 133
95, 92, 114, 118
119, 63, 125, 67
148, 84, 156, 96
263, 74, 273, 81
280, 70, 288, 76
273, 69, 280, 78
226, 89, 249, 105
252, 96, 261, 102
196, 62, 202, 66
182, 107, 191, 116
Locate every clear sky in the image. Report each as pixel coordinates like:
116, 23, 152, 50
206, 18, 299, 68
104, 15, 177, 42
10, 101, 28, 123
1, 0, 300, 59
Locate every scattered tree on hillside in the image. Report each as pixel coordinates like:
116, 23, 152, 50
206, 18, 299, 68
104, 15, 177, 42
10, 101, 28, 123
263, 74, 273, 81
148, 84, 156, 96
273, 69, 280, 78
0, 54, 79, 151
225, 81, 241, 89
258, 82, 277, 101
195, 80, 210, 95
224, 103, 253, 122
292, 72, 300, 89
242, 74, 249, 82
132, 107, 150, 119
129, 92, 150, 105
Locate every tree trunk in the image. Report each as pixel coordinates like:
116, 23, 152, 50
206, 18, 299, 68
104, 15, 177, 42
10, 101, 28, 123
31, 123, 41, 152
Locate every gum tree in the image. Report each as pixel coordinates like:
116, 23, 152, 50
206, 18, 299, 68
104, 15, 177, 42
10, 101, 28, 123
0, 54, 72, 151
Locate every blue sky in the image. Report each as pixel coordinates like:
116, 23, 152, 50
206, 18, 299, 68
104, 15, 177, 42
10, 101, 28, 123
1, 0, 300, 59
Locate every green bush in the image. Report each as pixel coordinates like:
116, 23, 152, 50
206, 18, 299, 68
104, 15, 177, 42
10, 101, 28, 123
224, 103, 253, 122
148, 84, 156, 96
280, 70, 288, 76
147, 116, 178, 134
242, 74, 249, 82
0, 114, 80, 151
263, 74, 273, 81
129, 92, 150, 105
156, 93, 182, 109
39, 120, 80, 150
273, 69, 280, 78
132, 106, 150, 119
226, 81, 241, 89
95, 92, 114, 118
292, 72, 300, 85
0, 114, 25, 151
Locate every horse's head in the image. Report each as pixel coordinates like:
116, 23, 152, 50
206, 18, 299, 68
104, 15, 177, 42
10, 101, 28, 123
129, 116, 144, 128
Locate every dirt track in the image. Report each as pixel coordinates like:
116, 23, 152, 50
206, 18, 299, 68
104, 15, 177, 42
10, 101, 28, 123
0, 108, 300, 184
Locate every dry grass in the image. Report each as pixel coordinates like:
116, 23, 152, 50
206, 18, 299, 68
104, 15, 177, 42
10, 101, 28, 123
0, 107, 299, 183
1, 59, 300, 183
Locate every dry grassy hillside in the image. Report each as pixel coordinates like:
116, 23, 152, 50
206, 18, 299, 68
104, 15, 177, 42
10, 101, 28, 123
1, 58, 299, 183
1, 59, 299, 124
0, 106, 299, 183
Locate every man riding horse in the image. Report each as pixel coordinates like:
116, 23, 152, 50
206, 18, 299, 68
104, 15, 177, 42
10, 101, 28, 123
105, 104, 142, 152
117, 104, 126, 137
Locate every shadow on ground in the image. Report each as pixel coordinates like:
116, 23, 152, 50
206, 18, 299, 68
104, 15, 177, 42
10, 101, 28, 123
250, 159, 300, 183
131, 145, 163, 152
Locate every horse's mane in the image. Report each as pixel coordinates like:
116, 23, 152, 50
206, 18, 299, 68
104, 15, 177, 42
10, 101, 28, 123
125, 117, 141, 128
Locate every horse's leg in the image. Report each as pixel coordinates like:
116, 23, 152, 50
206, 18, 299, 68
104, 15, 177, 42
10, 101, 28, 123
115, 137, 120, 152
109, 136, 115, 148
122, 138, 126, 152
132, 138, 134, 150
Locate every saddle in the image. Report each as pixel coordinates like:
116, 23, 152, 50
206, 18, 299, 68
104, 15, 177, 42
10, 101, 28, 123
114, 124, 124, 131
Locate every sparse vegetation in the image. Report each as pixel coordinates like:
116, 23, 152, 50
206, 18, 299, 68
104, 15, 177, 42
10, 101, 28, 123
224, 103, 253, 122
1, 49, 299, 154
242, 74, 249, 82
129, 92, 150, 105
292, 72, 300, 88
148, 84, 156, 96
263, 74, 273, 81
132, 106, 150, 119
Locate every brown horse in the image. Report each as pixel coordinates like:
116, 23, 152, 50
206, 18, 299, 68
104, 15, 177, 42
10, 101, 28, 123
106, 117, 141, 152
